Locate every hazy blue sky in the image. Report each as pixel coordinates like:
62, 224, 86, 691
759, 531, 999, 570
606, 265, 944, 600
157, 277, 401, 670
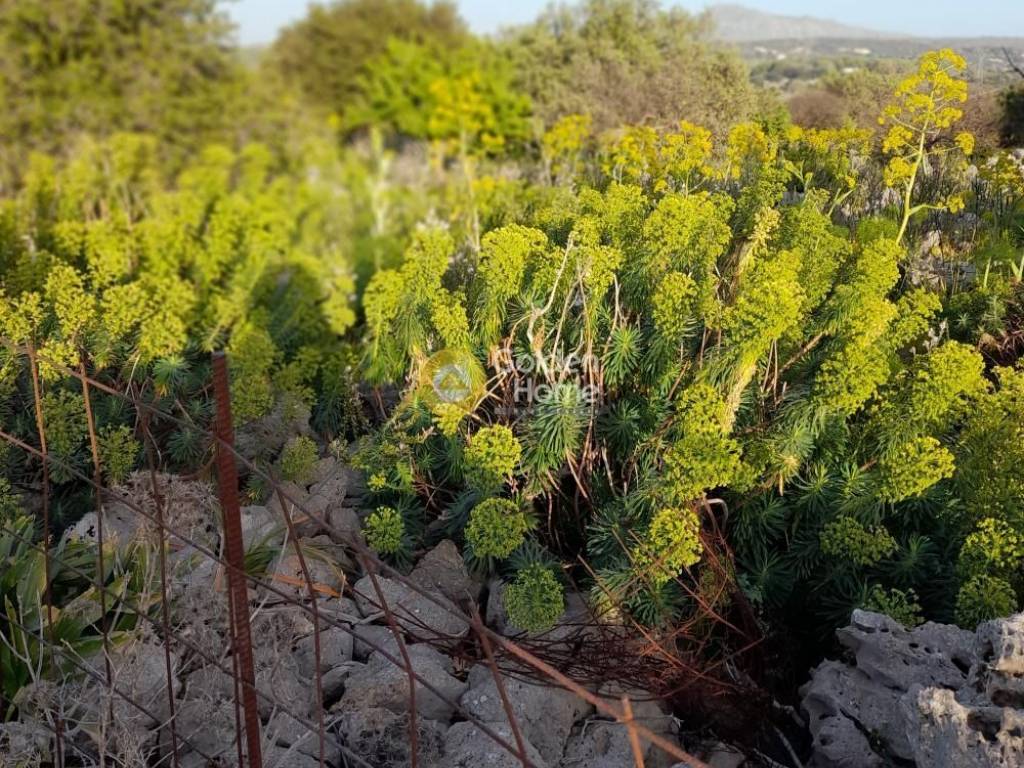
228, 0, 1024, 46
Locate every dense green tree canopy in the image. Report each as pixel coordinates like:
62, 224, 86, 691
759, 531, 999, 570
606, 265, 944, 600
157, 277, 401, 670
270, 0, 468, 117
0, 0, 243, 177
502, 0, 759, 135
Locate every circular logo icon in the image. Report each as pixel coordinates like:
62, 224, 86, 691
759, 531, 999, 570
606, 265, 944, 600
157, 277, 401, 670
418, 349, 486, 412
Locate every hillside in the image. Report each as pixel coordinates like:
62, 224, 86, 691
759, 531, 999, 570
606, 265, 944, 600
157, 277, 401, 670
707, 3, 898, 42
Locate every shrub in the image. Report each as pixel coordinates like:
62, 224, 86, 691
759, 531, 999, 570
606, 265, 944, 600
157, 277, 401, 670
956, 575, 1018, 628
863, 586, 923, 627
98, 425, 140, 485
279, 435, 319, 484
820, 518, 897, 567
633, 507, 703, 586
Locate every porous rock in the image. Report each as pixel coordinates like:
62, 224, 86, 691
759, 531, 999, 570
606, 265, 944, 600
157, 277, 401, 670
802, 610, 1024, 768
337, 706, 447, 768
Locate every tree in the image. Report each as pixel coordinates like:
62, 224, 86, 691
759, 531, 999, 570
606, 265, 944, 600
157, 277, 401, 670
1001, 53, 1024, 146
342, 40, 531, 148
0, 0, 244, 177
269, 0, 467, 116
502, 0, 757, 136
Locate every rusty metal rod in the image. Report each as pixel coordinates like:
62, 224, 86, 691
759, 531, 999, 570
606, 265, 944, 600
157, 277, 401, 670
211, 351, 263, 768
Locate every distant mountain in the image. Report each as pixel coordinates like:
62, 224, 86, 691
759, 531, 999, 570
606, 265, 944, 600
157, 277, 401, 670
706, 4, 902, 43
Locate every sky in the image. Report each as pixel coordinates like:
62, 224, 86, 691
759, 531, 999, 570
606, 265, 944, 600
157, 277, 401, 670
227, 0, 1024, 46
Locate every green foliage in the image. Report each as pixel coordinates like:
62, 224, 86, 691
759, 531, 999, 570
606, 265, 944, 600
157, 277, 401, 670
465, 498, 532, 561
1001, 86, 1024, 147
5, 21, 1024, 695
270, 0, 467, 119
633, 507, 703, 586
878, 49, 973, 242
877, 437, 955, 503
279, 436, 319, 484
0, 0, 244, 177
352, 53, 1024, 636
504, 563, 565, 633
863, 586, 923, 627
98, 425, 140, 485
957, 518, 1024, 580
0, 133, 359, 494
506, 0, 757, 136
663, 385, 741, 503
524, 383, 589, 480
956, 575, 1018, 628
0, 505, 158, 717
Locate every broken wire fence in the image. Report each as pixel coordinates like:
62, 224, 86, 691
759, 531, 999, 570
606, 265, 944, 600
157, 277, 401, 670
0, 335, 747, 768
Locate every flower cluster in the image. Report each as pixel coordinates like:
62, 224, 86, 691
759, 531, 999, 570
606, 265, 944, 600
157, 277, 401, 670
504, 564, 565, 633
633, 507, 703, 586
365, 506, 405, 555
820, 517, 897, 567
465, 498, 532, 560
463, 425, 522, 493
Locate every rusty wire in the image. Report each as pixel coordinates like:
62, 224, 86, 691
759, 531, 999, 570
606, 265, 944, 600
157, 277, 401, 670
0, 418, 540, 764
0, 404, 541, 768
0, 336, 729, 768
211, 350, 263, 768
0, 522, 379, 768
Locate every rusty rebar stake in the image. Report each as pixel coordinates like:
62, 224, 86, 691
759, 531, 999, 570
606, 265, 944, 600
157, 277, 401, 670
211, 351, 263, 768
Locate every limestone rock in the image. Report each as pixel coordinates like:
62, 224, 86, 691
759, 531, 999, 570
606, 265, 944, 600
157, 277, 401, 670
352, 574, 470, 640
337, 642, 469, 722
973, 613, 1024, 708
76, 635, 181, 743
902, 686, 1024, 768
241, 504, 278, 549
173, 698, 237, 761
444, 721, 548, 768
326, 506, 364, 547
409, 539, 479, 604
337, 706, 447, 768
576, 684, 678, 768
264, 712, 343, 764
352, 623, 403, 661
802, 610, 1024, 768
460, 664, 592, 764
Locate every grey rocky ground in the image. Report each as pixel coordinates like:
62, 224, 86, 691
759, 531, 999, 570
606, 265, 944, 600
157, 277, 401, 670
12, 455, 1024, 767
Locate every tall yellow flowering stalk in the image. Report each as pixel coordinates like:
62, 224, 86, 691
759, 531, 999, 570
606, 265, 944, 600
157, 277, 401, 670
879, 49, 974, 244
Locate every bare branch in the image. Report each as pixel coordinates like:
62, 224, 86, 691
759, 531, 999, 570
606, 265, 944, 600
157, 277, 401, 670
1002, 47, 1024, 79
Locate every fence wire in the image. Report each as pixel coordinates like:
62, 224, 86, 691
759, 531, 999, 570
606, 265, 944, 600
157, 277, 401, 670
0, 335, 746, 768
